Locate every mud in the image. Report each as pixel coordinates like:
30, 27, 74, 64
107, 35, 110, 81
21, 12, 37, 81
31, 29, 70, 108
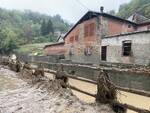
0, 66, 114, 113
69, 78, 150, 113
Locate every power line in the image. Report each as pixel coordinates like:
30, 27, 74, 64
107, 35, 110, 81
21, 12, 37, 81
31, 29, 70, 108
75, 0, 90, 11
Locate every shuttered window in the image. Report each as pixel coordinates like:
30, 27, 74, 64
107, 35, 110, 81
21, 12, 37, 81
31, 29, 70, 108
70, 36, 74, 43
89, 23, 95, 36
84, 23, 95, 37
84, 25, 89, 37
75, 35, 78, 41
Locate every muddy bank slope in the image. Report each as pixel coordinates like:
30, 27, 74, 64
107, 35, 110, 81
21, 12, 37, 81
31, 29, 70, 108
0, 66, 114, 113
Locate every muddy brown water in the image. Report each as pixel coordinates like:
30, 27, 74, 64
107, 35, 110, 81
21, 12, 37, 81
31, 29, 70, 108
0, 72, 150, 113
68, 78, 150, 113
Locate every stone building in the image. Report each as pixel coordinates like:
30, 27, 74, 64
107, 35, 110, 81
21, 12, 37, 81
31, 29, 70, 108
44, 8, 150, 65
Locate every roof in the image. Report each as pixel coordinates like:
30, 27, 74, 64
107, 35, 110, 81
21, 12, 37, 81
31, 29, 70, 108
103, 30, 150, 39
138, 21, 150, 26
44, 42, 64, 49
128, 13, 150, 24
63, 11, 137, 39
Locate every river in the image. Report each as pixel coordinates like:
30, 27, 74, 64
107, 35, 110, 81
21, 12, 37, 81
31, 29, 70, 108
0, 68, 149, 113
69, 78, 150, 113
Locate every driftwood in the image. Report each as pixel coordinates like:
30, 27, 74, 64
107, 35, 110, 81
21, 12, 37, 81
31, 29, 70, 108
112, 101, 150, 113
1, 58, 149, 113
23, 63, 44, 76
0, 57, 9, 65
55, 64, 68, 88
23, 65, 150, 113
28, 63, 150, 98
8, 59, 22, 72
96, 70, 117, 103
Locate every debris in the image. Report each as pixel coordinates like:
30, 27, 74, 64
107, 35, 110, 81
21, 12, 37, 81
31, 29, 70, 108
0, 66, 114, 113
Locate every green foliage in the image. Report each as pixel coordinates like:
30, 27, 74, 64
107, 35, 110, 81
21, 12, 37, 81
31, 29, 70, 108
0, 28, 18, 54
41, 19, 54, 36
15, 43, 50, 55
117, 0, 150, 19
0, 8, 72, 54
32, 34, 57, 43
41, 20, 47, 36
47, 19, 54, 34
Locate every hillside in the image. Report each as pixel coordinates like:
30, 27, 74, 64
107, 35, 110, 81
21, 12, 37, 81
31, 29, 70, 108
15, 43, 50, 55
0, 8, 72, 54
117, 0, 150, 19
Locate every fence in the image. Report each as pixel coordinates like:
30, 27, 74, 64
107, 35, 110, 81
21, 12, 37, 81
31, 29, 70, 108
28, 61, 150, 113
8, 54, 150, 92
0, 56, 150, 113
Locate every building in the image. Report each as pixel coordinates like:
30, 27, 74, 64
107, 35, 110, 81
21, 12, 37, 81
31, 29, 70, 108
44, 7, 150, 65
43, 42, 65, 56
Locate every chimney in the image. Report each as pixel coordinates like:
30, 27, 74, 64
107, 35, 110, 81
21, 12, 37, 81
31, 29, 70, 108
100, 6, 104, 13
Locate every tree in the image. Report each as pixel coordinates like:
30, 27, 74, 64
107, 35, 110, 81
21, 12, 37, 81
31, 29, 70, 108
0, 7, 72, 54
117, 0, 150, 19
47, 19, 54, 34
0, 28, 18, 54
41, 19, 47, 36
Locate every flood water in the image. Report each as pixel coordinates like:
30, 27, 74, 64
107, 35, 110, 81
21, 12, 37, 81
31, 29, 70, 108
69, 78, 150, 113
0, 72, 150, 113
0, 69, 114, 113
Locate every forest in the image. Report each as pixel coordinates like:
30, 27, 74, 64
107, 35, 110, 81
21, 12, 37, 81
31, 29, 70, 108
0, 8, 72, 54
109, 0, 150, 19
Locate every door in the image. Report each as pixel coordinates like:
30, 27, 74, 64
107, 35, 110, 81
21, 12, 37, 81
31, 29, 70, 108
101, 46, 107, 61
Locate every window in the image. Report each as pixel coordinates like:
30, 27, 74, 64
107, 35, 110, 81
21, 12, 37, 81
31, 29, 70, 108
122, 40, 132, 56
84, 25, 89, 37
75, 35, 78, 41
84, 23, 95, 37
128, 24, 131, 28
70, 36, 74, 43
89, 23, 95, 36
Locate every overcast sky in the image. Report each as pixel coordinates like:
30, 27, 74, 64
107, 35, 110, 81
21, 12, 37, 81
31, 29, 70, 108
0, 0, 131, 23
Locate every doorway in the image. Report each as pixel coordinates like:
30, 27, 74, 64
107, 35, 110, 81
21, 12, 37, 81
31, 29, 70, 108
101, 46, 107, 61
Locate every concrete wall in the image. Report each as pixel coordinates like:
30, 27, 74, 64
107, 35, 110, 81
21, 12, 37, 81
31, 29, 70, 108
102, 31, 150, 65
17, 54, 64, 63
44, 62, 150, 92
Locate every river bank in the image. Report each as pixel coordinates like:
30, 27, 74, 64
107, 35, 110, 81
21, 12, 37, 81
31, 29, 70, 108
0, 66, 114, 113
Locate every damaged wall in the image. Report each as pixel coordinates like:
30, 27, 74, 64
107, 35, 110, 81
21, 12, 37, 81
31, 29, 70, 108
102, 31, 150, 65
64, 17, 101, 64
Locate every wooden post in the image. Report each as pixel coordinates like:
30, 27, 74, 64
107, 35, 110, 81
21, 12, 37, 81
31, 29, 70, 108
55, 64, 68, 88
96, 70, 127, 112
96, 69, 117, 103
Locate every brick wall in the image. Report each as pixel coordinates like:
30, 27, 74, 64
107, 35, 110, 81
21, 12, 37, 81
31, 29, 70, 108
101, 16, 136, 36
65, 17, 101, 64
44, 43, 66, 55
